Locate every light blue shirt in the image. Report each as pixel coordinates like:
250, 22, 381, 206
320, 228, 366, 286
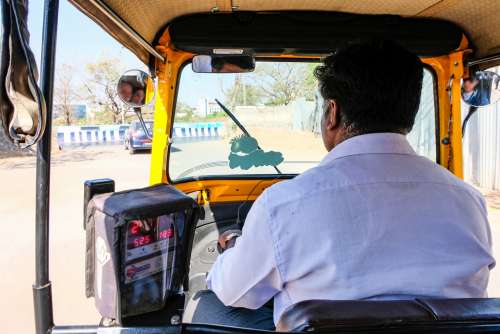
207, 133, 495, 324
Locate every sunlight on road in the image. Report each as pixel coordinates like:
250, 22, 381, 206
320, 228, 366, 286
1, 145, 151, 333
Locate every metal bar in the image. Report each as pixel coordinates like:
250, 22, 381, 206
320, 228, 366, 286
33, 0, 59, 333
88, 0, 165, 62
134, 107, 153, 140
467, 53, 500, 67
51, 325, 99, 334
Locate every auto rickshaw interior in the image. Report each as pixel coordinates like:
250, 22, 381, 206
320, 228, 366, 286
76, 12, 499, 331
20, 1, 500, 333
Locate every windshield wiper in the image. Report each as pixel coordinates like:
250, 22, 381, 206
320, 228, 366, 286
214, 99, 282, 174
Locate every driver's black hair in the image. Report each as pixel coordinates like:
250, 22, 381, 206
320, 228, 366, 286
314, 40, 423, 134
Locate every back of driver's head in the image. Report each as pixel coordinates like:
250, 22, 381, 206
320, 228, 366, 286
314, 40, 424, 134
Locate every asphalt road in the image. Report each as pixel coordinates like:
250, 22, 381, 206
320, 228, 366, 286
1, 144, 500, 333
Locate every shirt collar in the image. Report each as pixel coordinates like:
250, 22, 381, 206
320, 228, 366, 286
319, 133, 417, 166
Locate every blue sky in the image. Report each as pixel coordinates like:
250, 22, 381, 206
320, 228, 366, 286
28, 1, 143, 70
26, 0, 222, 107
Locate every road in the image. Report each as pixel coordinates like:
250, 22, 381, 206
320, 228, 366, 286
1, 145, 152, 333
1, 144, 500, 333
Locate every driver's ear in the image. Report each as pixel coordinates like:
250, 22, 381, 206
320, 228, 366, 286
326, 100, 340, 130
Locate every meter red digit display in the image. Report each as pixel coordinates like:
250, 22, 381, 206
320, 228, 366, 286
129, 220, 141, 235
126, 216, 174, 250
159, 228, 174, 240
133, 235, 152, 248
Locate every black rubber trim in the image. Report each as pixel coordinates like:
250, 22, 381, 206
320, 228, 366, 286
50, 321, 500, 334
168, 11, 463, 57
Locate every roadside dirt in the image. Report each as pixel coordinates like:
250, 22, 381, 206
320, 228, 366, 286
483, 189, 500, 210
1, 145, 151, 333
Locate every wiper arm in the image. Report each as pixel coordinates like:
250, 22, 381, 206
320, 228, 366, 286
214, 99, 282, 174
215, 99, 251, 137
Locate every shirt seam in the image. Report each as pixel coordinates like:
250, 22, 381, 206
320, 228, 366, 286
320, 133, 414, 159
263, 191, 293, 305
278, 179, 483, 206
320, 151, 419, 166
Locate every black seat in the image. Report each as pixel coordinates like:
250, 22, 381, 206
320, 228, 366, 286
276, 299, 500, 332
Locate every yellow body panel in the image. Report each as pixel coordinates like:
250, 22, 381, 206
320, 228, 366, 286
149, 32, 469, 203
176, 179, 285, 204
422, 52, 465, 178
149, 42, 193, 185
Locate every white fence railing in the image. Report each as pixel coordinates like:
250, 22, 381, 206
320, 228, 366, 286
56, 125, 129, 146
56, 122, 225, 147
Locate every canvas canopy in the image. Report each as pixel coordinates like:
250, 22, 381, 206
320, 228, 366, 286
69, 0, 500, 66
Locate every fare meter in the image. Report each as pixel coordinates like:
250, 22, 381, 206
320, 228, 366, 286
84, 183, 198, 323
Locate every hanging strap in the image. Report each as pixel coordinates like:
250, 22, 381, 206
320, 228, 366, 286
1, 0, 46, 148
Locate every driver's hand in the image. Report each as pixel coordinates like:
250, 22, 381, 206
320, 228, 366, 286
218, 229, 242, 251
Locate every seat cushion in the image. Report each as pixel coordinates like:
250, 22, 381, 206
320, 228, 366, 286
419, 298, 500, 321
276, 298, 500, 332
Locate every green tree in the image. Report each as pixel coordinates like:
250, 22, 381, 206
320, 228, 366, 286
54, 64, 80, 125
224, 74, 264, 108
253, 63, 317, 106
84, 58, 128, 124
303, 63, 319, 101
175, 102, 195, 121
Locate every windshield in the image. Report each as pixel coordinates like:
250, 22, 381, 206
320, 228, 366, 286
170, 61, 436, 181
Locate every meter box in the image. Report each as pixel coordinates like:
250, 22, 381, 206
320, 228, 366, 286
84, 184, 198, 321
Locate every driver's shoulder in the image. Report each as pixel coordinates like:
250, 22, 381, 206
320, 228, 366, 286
263, 164, 342, 206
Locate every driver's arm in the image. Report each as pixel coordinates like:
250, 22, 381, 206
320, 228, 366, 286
206, 191, 283, 309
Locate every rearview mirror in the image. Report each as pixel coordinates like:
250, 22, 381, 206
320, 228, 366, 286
192, 55, 255, 73
461, 70, 500, 107
117, 70, 154, 107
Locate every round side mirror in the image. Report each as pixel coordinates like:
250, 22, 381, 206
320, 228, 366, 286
461, 70, 500, 107
117, 70, 154, 107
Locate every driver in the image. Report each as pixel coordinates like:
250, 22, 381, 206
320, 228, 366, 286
131, 88, 145, 105
462, 78, 490, 106
211, 56, 254, 73
184, 41, 495, 330
118, 81, 133, 102
462, 72, 499, 107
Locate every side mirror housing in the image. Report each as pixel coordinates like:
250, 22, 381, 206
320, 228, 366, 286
117, 70, 155, 139
117, 70, 155, 107
461, 70, 500, 107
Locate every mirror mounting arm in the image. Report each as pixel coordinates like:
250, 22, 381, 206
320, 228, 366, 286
461, 105, 478, 138
133, 107, 153, 140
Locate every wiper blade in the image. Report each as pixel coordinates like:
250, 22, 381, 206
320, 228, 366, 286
215, 98, 251, 137
214, 99, 282, 174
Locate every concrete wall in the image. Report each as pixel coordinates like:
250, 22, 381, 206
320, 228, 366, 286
462, 67, 500, 191
463, 101, 500, 190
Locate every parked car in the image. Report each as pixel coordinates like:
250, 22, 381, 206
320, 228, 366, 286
124, 120, 153, 154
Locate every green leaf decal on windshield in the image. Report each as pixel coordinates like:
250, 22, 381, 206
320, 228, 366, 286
228, 135, 284, 170
230, 135, 259, 154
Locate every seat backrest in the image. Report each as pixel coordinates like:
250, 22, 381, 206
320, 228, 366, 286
276, 299, 500, 332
